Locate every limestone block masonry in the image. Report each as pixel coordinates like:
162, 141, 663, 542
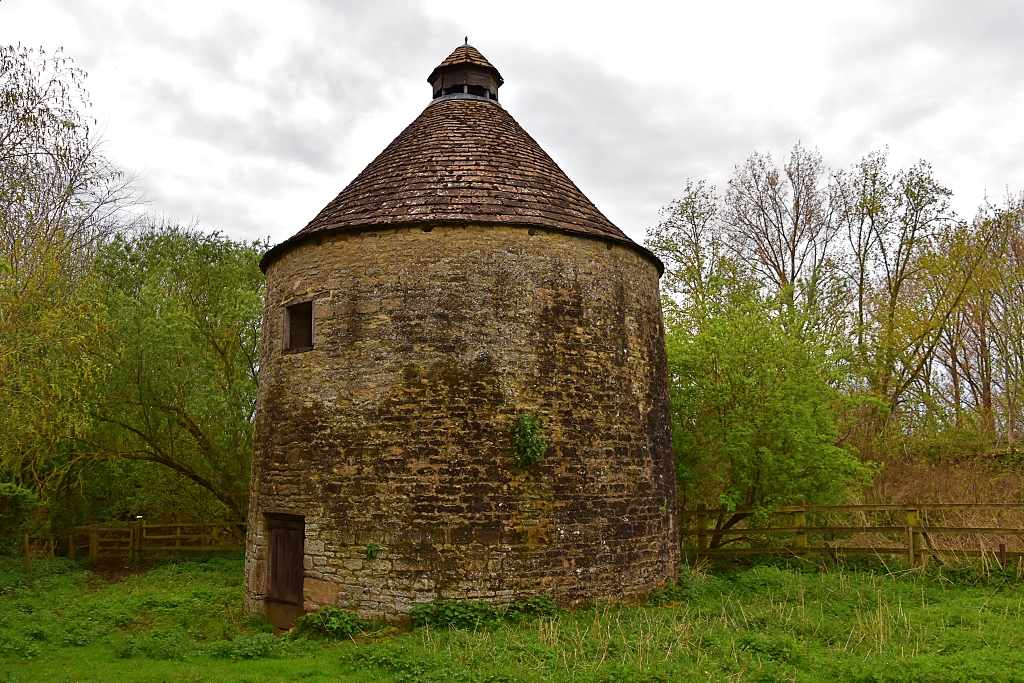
244, 223, 680, 621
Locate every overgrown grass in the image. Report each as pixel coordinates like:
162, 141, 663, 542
0, 553, 296, 663
4, 553, 1024, 681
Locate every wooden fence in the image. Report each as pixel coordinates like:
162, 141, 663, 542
25, 522, 246, 563
681, 502, 1024, 566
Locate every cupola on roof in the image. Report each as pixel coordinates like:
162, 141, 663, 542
427, 41, 504, 99
260, 43, 659, 273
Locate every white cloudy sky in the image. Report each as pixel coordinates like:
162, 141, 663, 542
3, 0, 1023, 246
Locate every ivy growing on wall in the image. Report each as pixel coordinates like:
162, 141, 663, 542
511, 413, 547, 468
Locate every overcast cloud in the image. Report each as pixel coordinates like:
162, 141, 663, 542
3, 0, 1023, 245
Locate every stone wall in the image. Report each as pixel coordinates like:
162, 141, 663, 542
245, 223, 679, 621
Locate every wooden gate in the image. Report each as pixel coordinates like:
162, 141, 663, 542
265, 513, 305, 629
67, 522, 246, 562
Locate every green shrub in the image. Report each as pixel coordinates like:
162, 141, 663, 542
0, 633, 42, 660
411, 600, 499, 629
293, 605, 364, 641
504, 594, 556, 619
0, 557, 84, 595
511, 412, 547, 468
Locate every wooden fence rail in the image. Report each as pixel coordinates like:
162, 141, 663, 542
681, 502, 1024, 566
24, 522, 246, 564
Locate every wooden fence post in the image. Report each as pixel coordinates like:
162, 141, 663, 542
48, 535, 54, 560
68, 533, 75, 560
23, 534, 33, 588
131, 523, 141, 562
696, 503, 708, 559
89, 524, 99, 564
906, 504, 921, 566
793, 499, 807, 553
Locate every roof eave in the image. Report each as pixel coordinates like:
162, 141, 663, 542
258, 220, 665, 277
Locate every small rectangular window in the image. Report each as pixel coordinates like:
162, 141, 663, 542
285, 301, 313, 351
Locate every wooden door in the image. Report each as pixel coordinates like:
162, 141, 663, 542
265, 513, 305, 629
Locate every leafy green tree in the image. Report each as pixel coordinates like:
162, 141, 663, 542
82, 224, 266, 519
1, 46, 264, 524
649, 180, 873, 540
665, 267, 870, 530
836, 153, 989, 455
929, 196, 1024, 457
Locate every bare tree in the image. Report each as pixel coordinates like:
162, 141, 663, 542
724, 143, 841, 314
836, 150, 890, 357
0, 46, 137, 282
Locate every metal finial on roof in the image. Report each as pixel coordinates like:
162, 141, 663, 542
464, 36, 468, 45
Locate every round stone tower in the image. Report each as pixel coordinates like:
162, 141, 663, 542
245, 44, 679, 626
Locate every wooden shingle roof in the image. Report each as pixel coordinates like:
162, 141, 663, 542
260, 48, 660, 273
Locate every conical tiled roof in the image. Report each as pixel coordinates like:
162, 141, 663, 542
261, 46, 658, 273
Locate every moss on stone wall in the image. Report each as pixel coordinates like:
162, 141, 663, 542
245, 224, 679, 621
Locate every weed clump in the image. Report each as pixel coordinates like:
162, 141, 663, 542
293, 605, 365, 641
647, 564, 726, 606
113, 627, 200, 661
736, 632, 804, 665
0, 557, 84, 596
411, 595, 557, 629
925, 556, 1024, 586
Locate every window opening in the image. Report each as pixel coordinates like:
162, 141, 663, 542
286, 301, 313, 351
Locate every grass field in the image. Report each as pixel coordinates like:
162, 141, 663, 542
3, 552, 1024, 682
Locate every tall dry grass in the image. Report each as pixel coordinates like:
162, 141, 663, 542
864, 454, 1024, 553
682, 455, 1024, 556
